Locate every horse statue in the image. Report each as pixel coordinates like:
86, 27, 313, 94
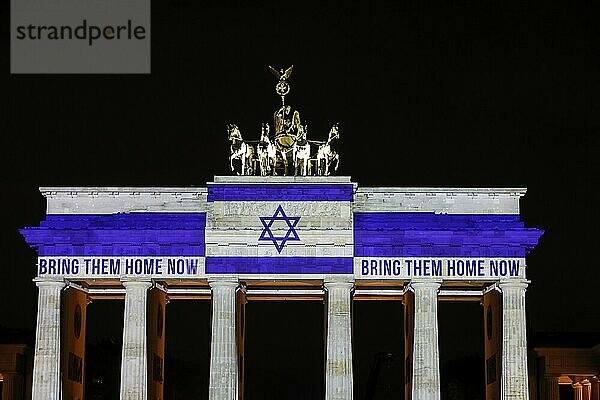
294, 124, 311, 176
257, 123, 277, 176
316, 123, 340, 176
227, 124, 255, 175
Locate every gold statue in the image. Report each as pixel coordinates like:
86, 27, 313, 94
225, 65, 340, 176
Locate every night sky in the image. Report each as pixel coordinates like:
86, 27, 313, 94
1, 1, 598, 399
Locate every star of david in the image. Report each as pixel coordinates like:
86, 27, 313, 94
258, 205, 301, 253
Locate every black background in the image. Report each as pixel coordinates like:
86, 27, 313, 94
1, 1, 598, 398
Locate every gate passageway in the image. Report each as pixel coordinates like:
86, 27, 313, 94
244, 301, 324, 400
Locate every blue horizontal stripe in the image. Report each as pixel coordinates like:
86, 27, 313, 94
206, 257, 353, 274
207, 184, 354, 202
20, 213, 206, 257
354, 212, 543, 258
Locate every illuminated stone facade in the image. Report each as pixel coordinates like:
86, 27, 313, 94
533, 344, 600, 400
0, 344, 32, 400
20, 176, 544, 400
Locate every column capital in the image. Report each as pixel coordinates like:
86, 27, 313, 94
208, 277, 239, 289
33, 277, 65, 288
408, 279, 442, 291
498, 279, 530, 290
323, 279, 354, 290
120, 278, 153, 288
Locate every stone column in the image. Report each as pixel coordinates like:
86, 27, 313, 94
31, 278, 66, 400
2, 372, 24, 400
583, 380, 592, 400
541, 376, 560, 400
590, 377, 600, 400
324, 280, 354, 400
410, 280, 442, 400
208, 278, 239, 400
499, 280, 530, 400
573, 382, 583, 400
119, 279, 152, 400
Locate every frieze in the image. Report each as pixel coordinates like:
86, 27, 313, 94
215, 201, 347, 218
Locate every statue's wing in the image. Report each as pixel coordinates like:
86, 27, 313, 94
268, 66, 281, 80
283, 65, 293, 80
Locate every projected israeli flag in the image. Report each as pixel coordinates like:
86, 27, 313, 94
204, 180, 354, 275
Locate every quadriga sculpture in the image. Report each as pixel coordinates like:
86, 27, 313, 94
226, 66, 340, 176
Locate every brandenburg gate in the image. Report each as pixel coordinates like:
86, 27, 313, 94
19, 67, 543, 400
